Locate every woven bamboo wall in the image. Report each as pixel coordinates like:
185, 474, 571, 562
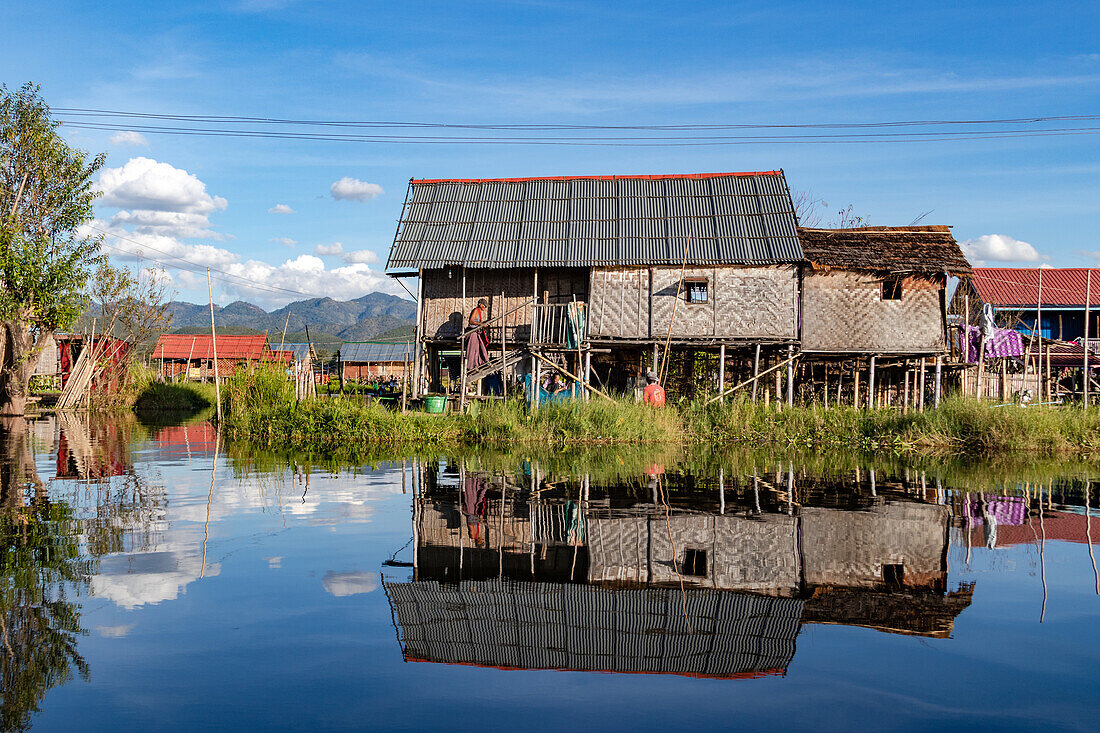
801, 272, 945, 353
586, 514, 800, 594
588, 268, 649, 338
421, 267, 588, 342
800, 503, 947, 589
589, 265, 798, 340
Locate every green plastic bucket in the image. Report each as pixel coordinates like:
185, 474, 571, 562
424, 394, 447, 413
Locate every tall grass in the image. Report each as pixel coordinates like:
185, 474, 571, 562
216, 365, 1100, 457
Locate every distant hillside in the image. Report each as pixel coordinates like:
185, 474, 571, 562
166, 291, 416, 343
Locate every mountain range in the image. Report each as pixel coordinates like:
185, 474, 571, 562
167, 292, 417, 344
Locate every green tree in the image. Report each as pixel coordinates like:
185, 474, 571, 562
0, 417, 92, 731
1, 82, 105, 416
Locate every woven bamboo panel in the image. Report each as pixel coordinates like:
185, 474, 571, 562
800, 503, 948, 589
652, 265, 797, 339
588, 267, 648, 338
802, 272, 944, 352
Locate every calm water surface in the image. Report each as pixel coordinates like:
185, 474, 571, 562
2, 414, 1099, 732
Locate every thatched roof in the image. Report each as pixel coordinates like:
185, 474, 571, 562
798, 226, 972, 277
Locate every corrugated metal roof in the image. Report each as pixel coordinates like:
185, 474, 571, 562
386, 579, 802, 678
152, 334, 269, 360
972, 268, 1100, 307
275, 343, 314, 361
387, 171, 802, 270
339, 341, 413, 363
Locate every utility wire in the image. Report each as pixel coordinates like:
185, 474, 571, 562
54, 108, 1100, 130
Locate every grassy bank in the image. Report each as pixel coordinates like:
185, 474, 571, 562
214, 364, 1100, 457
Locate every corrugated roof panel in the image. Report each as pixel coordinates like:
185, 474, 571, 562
340, 341, 412, 362
386, 171, 803, 269
971, 268, 1098, 307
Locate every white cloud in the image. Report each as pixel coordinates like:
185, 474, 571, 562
96, 624, 136, 638
86, 218, 239, 268
961, 234, 1043, 266
322, 571, 379, 597
268, 203, 296, 214
109, 131, 149, 147
314, 242, 345, 256
330, 177, 384, 202
98, 157, 227, 214
109, 209, 224, 239
271, 237, 298, 247
342, 249, 380, 264
209, 256, 403, 308
314, 242, 379, 265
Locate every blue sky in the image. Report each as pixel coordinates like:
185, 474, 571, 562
4, 0, 1099, 307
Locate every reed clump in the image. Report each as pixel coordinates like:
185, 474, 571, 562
214, 365, 1100, 457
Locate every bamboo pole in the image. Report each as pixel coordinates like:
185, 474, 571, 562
717, 344, 726, 398
919, 357, 926, 411
934, 355, 942, 407
786, 345, 794, 407
706, 354, 799, 404
207, 269, 222, 424
1035, 268, 1044, 399
1086, 270, 1092, 409
751, 344, 761, 402
867, 356, 876, 410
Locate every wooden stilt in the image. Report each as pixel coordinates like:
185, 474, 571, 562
751, 344, 761, 402
934, 355, 942, 407
718, 344, 726, 398
868, 356, 876, 410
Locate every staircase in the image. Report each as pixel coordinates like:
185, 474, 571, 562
463, 348, 527, 385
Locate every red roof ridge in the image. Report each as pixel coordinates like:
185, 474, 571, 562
410, 171, 783, 184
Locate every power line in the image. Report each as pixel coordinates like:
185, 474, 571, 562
53, 108, 1100, 130
54, 112, 1100, 147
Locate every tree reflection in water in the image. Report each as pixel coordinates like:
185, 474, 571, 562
0, 417, 92, 733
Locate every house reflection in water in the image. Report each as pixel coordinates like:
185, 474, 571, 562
384, 462, 976, 679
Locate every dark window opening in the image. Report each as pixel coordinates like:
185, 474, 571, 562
882, 277, 903, 300
883, 563, 905, 588
685, 278, 709, 304
683, 548, 707, 577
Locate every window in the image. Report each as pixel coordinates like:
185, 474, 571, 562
682, 548, 707, 577
882, 563, 905, 588
882, 277, 903, 300
685, 278, 709, 304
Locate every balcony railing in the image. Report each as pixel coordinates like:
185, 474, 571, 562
531, 302, 587, 347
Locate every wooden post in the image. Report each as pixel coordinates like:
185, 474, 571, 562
413, 270, 424, 398
1035, 268, 1044, 400
837, 362, 844, 406
532, 355, 540, 411
401, 342, 409, 413
1046, 345, 1052, 403
501, 290, 507, 394
459, 329, 468, 412
584, 351, 591, 403
919, 357, 926, 411
207, 269, 222, 424
823, 363, 830, 408
751, 344, 761, 402
786, 345, 794, 407
868, 356, 876, 410
1086, 269, 1092, 409
977, 337, 986, 399
934, 355, 942, 407
853, 360, 861, 408
651, 343, 658, 375
963, 293, 970, 363
1001, 358, 1008, 402
903, 367, 910, 413
718, 344, 726, 398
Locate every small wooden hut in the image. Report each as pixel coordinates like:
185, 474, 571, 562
798, 226, 972, 355
339, 341, 411, 381
152, 334, 273, 380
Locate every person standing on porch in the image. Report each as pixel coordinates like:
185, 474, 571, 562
466, 298, 490, 370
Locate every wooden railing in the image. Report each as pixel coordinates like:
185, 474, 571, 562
530, 302, 587, 347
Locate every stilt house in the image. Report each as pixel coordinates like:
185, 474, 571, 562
386, 171, 803, 396
798, 226, 972, 355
